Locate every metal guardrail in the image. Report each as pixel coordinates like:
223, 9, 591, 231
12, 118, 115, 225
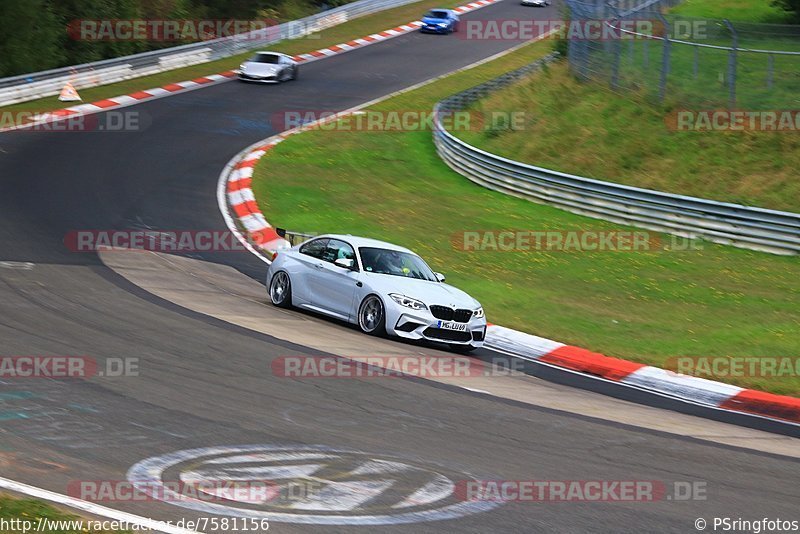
0, 0, 422, 104
432, 54, 800, 255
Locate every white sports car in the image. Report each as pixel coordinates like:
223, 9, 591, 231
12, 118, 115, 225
521, 0, 550, 5
266, 235, 487, 350
237, 52, 298, 83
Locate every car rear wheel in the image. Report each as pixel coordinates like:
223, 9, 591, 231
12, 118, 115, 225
358, 295, 386, 336
269, 271, 292, 308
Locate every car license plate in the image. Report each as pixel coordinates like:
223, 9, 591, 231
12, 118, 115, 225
438, 321, 467, 331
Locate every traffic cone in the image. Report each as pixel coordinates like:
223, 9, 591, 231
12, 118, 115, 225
58, 82, 81, 102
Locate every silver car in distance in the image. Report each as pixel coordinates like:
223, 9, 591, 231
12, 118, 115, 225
237, 52, 298, 83
267, 235, 487, 351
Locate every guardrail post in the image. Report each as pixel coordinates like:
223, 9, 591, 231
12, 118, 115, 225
656, 13, 671, 103
767, 53, 774, 90
724, 19, 738, 109
607, 2, 623, 90
628, 38, 634, 66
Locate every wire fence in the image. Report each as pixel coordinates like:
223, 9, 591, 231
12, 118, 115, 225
432, 53, 800, 256
565, 0, 800, 110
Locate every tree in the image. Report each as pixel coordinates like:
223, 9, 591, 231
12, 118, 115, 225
773, 0, 800, 22
51, 0, 147, 66
0, 0, 64, 77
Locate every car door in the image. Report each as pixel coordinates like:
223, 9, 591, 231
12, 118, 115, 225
293, 238, 328, 304
278, 56, 289, 79
308, 239, 359, 319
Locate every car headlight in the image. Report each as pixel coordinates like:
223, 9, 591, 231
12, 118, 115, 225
389, 294, 427, 311
240, 64, 246, 71
473, 307, 485, 319
438, 22, 449, 27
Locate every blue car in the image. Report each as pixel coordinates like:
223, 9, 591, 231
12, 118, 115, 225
419, 9, 460, 34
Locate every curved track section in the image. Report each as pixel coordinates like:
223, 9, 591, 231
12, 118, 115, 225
0, 1, 798, 530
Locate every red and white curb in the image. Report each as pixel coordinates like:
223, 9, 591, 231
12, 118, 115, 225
224, 139, 292, 254
484, 325, 800, 425
0, 72, 238, 132
222, 133, 800, 426
3, 0, 502, 133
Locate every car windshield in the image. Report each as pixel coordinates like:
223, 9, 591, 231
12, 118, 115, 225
250, 54, 280, 64
426, 10, 449, 18
359, 247, 437, 281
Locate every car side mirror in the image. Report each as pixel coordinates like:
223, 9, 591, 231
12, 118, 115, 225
334, 258, 355, 270
434, 272, 446, 282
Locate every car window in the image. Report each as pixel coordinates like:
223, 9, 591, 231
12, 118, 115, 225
322, 239, 356, 266
427, 10, 449, 18
299, 238, 329, 259
359, 247, 436, 281
250, 54, 280, 64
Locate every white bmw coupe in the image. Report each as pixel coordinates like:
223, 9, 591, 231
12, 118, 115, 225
266, 235, 486, 351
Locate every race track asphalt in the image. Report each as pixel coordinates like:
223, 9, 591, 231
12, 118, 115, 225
0, 1, 797, 531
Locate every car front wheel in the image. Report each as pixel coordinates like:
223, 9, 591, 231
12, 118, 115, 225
269, 271, 292, 308
358, 295, 386, 336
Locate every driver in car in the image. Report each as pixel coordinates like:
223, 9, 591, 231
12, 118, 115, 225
377, 252, 411, 276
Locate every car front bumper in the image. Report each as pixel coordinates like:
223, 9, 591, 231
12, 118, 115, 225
419, 24, 451, 33
237, 71, 280, 83
386, 306, 486, 347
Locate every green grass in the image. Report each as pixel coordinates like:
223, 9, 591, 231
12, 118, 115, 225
1, 0, 456, 117
0, 494, 131, 533
671, 0, 794, 23
601, 24, 800, 113
456, 61, 800, 212
251, 40, 800, 397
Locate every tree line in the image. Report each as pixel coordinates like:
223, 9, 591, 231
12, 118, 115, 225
0, 0, 348, 78
775, 0, 800, 21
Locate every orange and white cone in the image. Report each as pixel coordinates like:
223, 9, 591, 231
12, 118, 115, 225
58, 82, 81, 102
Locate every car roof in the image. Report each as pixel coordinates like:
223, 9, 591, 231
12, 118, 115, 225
253, 51, 284, 57
428, 8, 452, 12
309, 234, 415, 254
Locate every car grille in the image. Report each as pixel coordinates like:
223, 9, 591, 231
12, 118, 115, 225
429, 305, 473, 323
423, 327, 472, 342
